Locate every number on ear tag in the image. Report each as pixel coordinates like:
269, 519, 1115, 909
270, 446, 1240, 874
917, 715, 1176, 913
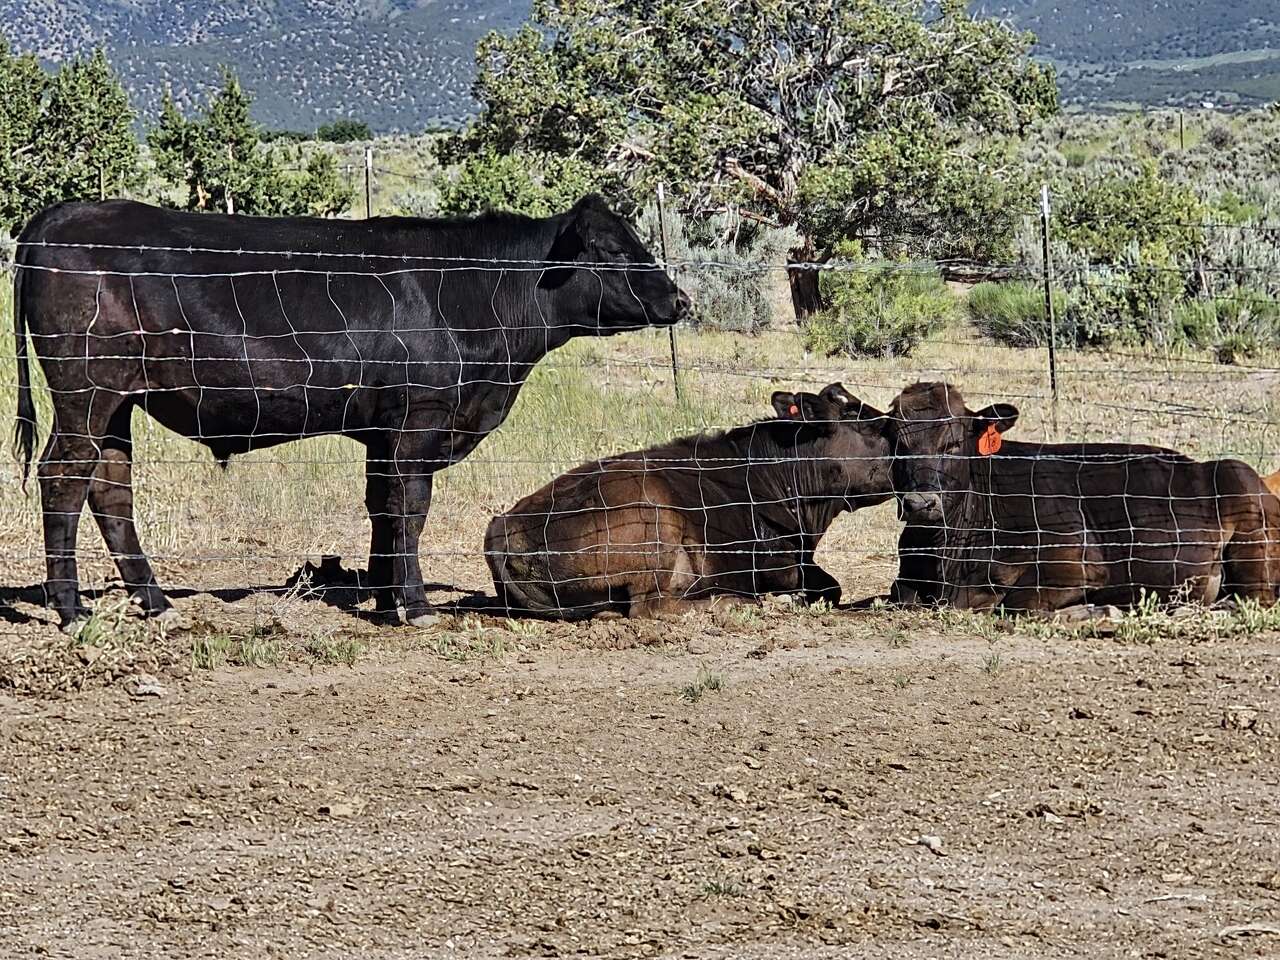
978, 424, 1002, 456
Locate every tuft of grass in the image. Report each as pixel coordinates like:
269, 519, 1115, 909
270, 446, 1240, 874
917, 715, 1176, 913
983, 651, 1004, 675
680, 665, 726, 703
801, 599, 834, 617
428, 615, 510, 662
238, 628, 285, 667
304, 634, 364, 666
720, 603, 761, 630
891, 674, 910, 691
1113, 589, 1165, 645
503, 618, 546, 640
885, 628, 910, 649
1233, 596, 1280, 633
192, 632, 234, 670
190, 623, 287, 670
71, 597, 160, 651
700, 875, 744, 898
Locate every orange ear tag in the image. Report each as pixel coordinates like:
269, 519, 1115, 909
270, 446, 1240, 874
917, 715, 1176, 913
978, 424, 1002, 456
789, 404, 800, 416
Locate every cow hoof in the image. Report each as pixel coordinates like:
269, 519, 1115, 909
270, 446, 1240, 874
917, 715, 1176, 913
406, 611, 442, 629
130, 590, 173, 618
60, 617, 90, 638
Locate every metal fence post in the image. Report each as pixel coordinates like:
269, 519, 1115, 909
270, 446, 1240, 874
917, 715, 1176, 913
1040, 183, 1059, 436
655, 182, 681, 401
364, 146, 373, 219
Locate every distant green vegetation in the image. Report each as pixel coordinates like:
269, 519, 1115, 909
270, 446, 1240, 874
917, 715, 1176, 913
992, 108, 1280, 358
0, 43, 137, 234
149, 71, 351, 217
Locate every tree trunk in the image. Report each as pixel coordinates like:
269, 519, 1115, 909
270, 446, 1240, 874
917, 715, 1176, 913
788, 266, 823, 319
788, 236, 824, 320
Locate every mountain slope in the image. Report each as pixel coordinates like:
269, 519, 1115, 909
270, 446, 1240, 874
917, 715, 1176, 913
975, 0, 1280, 108
0, 0, 525, 131
1, 0, 1277, 130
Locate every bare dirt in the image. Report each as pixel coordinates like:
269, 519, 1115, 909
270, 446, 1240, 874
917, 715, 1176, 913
2, 597, 1279, 959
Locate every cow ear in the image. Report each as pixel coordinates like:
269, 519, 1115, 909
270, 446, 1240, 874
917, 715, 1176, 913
821, 382, 884, 421
575, 193, 612, 216
972, 403, 1019, 434
771, 391, 801, 419
538, 214, 589, 290
819, 382, 854, 408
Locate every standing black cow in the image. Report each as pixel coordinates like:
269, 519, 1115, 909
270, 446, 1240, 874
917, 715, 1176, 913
13, 196, 688, 628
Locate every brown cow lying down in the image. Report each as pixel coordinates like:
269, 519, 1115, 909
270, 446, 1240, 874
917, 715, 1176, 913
485, 383, 892, 618
886, 381, 1280, 611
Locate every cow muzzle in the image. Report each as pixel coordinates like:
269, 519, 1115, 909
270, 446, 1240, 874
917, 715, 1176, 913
899, 491, 943, 522
674, 288, 693, 323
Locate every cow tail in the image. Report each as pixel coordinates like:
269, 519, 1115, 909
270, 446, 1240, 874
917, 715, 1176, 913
12, 262, 37, 490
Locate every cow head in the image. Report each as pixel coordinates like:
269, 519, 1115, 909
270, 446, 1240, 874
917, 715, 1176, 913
539, 194, 691, 334
887, 381, 1019, 523
770, 382, 893, 507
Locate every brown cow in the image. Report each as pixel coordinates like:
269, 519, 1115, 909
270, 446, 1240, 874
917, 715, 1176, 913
485, 383, 892, 618
887, 381, 1280, 611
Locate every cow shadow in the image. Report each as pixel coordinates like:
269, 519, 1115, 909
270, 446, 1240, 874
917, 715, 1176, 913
0, 584, 53, 626
171, 555, 465, 620
0, 556, 468, 627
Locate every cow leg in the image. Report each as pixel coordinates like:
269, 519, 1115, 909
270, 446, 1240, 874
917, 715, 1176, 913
385, 437, 437, 626
624, 545, 707, 618
38, 431, 104, 629
86, 404, 169, 616
1222, 521, 1279, 605
799, 562, 842, 605
363, 441, 396, 615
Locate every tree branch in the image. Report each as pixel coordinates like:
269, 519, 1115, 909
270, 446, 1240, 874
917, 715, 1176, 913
722, 156, 784, 208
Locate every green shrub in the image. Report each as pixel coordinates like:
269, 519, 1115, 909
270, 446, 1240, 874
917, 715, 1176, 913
1033, 165, 1209, 347
969, 281, 1070, 347
436, 148, 607, 217
1204, 123, 1236, 151
634, 204, 798, 334
1171, 292, 1280, 361
804, 258, 956, 358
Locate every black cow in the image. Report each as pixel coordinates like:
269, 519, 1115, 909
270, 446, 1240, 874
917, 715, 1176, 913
485, 383, 892, 617
13, 196, 688, 628
886, 381, 1280, 611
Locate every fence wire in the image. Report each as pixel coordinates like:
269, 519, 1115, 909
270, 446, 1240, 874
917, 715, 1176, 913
2, 211, 1280, 634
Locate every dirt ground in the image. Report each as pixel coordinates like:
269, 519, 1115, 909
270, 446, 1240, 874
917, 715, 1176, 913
2, 326, 1280, 957
2, 593, 1279, 959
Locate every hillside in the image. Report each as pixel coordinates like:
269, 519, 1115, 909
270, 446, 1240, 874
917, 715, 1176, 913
976, 0, 1280, 108
0, 0, 525, 132
1, 0, 1277, 131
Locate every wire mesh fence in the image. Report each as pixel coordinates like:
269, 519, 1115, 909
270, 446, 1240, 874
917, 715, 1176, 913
2, 198, 1280, 638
